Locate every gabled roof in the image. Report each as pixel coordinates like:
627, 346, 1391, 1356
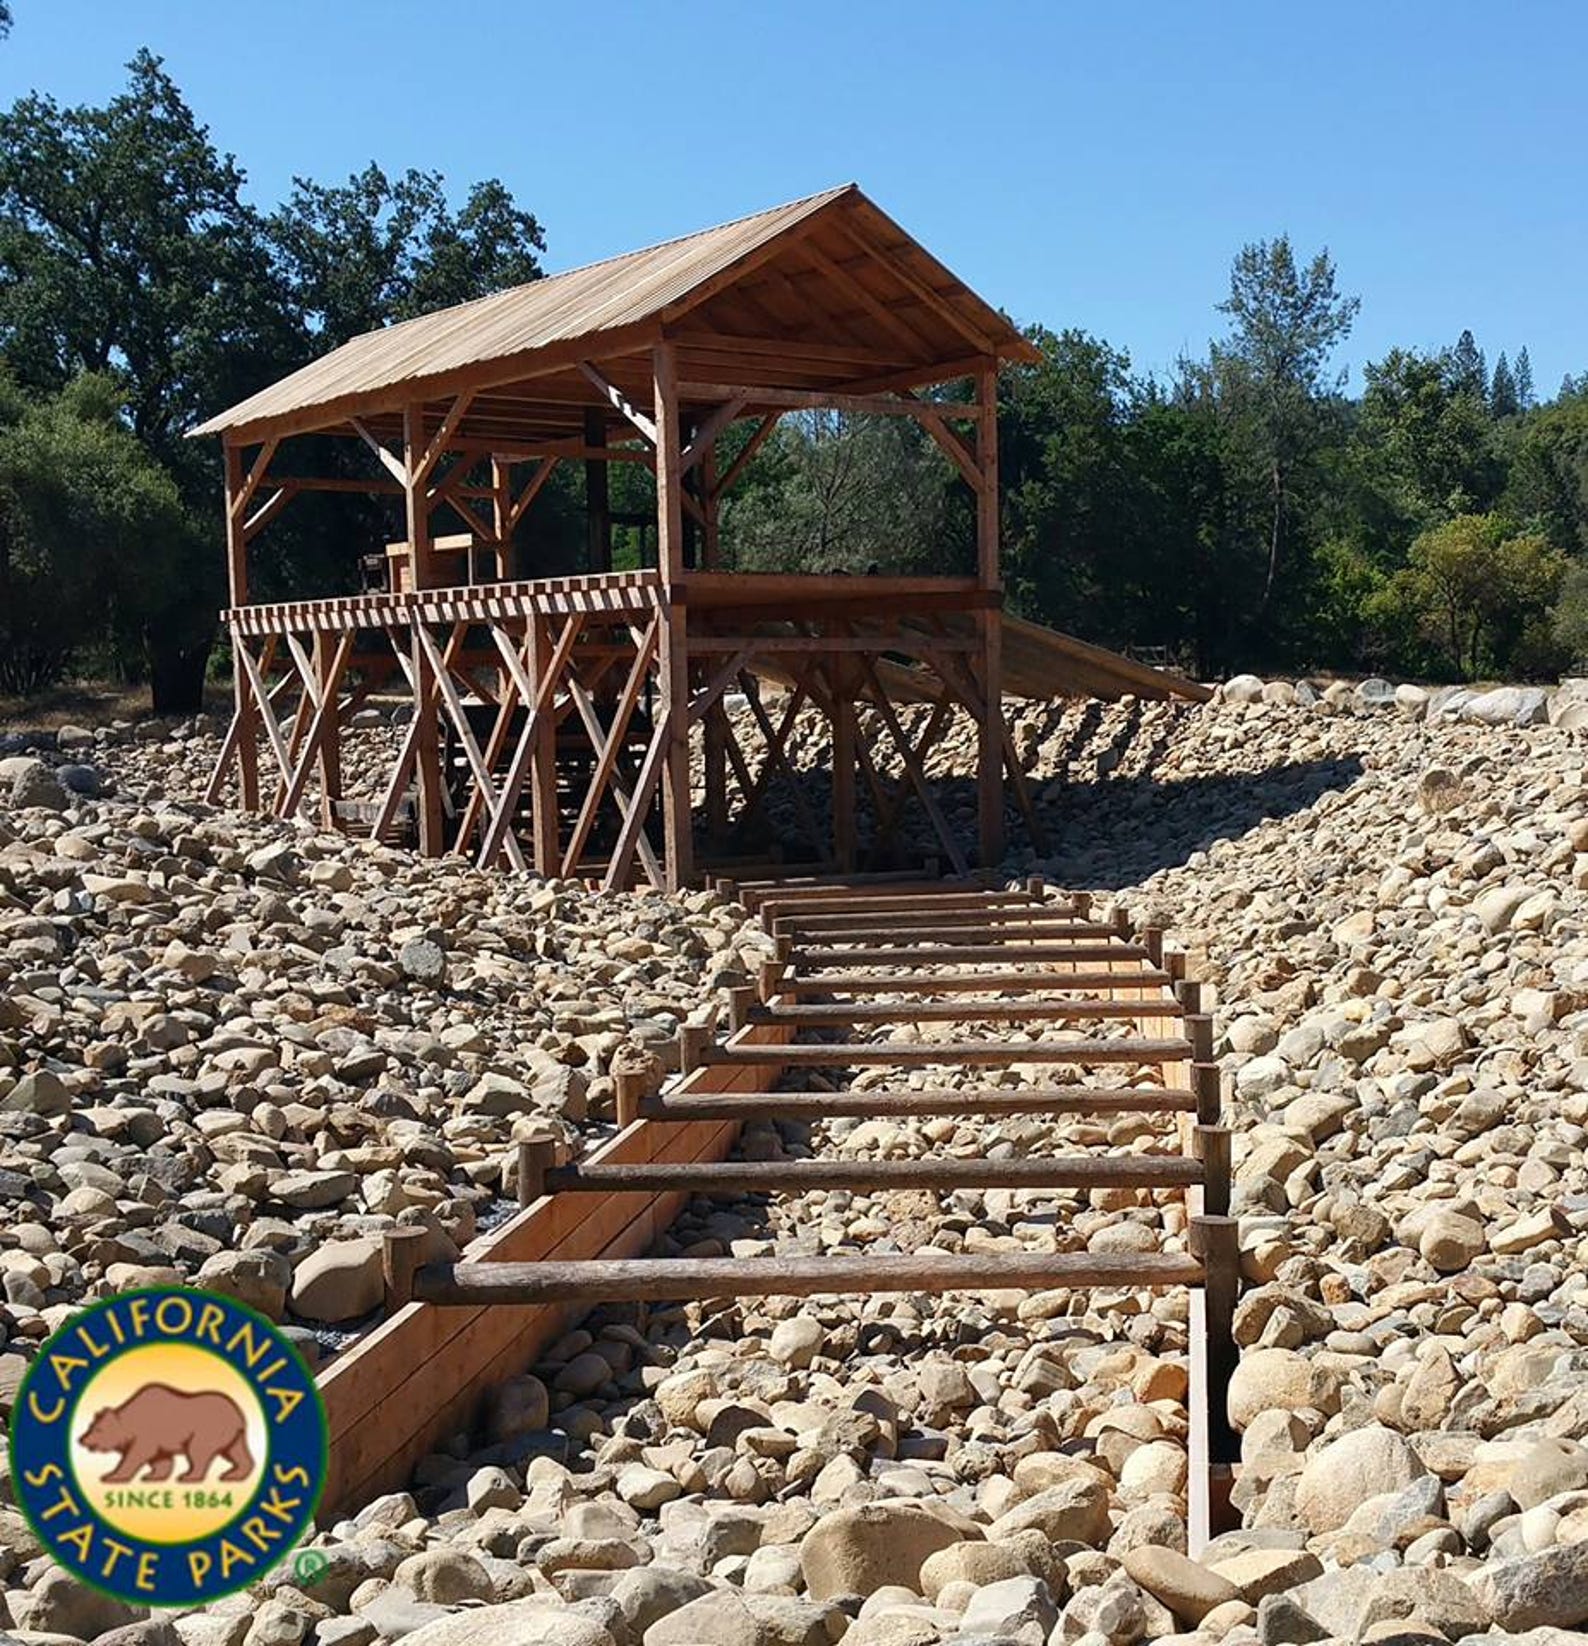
192, 184, 1038, 445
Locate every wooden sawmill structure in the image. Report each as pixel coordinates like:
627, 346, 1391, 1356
194, 185, 1193, 888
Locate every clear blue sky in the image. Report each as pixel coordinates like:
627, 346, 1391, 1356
4, 0, 1584, 394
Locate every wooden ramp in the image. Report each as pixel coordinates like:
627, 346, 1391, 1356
749, 611, 1210, 706
352, 876, 1240, 1546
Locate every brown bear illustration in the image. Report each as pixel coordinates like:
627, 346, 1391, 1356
78, 1383, 255, 1485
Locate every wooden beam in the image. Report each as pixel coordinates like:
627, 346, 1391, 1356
415, 623, 526, 871
834, 209, 999, 356
561, 616, 660, 876
227, 437, 280, 526
413, 1250, 1204, 1307
351, 419, 408, 485
413, 392, 476, 487
580, 362, 658, 446
712, 413, 782, 499
678, 382, 977, 419
242, 485, 293, 541
679, 397, 746, 476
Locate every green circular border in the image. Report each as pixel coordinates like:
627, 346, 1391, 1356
9, 1287, 331, 1608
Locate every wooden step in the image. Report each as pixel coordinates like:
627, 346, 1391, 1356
778, 968, 1173, 997
409, 1249, 1207, 1305
704, 1037, 1195, 1068
780, 919, 1116, 946
542, 1155, 1203, 1196
748, 998, 1185, 1028
640, 1085, 1198, 1121
790, 942, 1148, 968
778, 906, 1087, 935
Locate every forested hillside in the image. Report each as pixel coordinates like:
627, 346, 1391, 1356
3, 52, 1586, 709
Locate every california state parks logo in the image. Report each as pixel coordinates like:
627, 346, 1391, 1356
11, 1288, 328, 1607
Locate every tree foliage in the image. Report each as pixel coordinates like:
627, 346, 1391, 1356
1372, 514, 1564, 678
0, 53, 544, 710
0, 372, 189, 693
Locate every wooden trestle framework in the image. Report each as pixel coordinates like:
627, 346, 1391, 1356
194, 185, 1043, 887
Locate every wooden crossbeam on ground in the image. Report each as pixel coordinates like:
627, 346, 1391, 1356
701, 1037, 1196, 1068
403, 1249, 1207, 1307
639, 1085, 1198, 1121
745, 998, 1187, 1026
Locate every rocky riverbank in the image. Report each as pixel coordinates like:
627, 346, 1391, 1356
5, 686, 1588, 1645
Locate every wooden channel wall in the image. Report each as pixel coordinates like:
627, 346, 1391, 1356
316, 1019, 790, 1517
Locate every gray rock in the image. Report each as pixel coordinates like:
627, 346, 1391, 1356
400, 938, 448, 985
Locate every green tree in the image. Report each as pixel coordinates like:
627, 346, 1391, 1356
1375, 513, 1564, 677
1491, 352, 1518, 418
0, 373, 189, 693
1552, 561, 1588, 666
267, 166, 544, 348
1357, 346, 1501, 525
1206, 235, 1359, 610
1450, 329, 1487, 398
719, 411, 958, 576
0, 51, 296, 708
1515, 346, 1535, 410
1504, 389, 1588, 554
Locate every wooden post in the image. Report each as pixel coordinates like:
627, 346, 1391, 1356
516, 1138, 557, 1207
1195, 1124, 1231, 1216
975, 365, 1004, 867
1192, 1062, 1221, 1125
584, 409, 610, 573
1187, 1014, 1214, 1064
404, 407, 444, 855
313, 630, 343, 831
381, 1226, 427, 1315
727, 985, 756, 1032
491, 456, 513, 580
758, 958, 784, 1003
832, 671, 857, 873
223, 443, 259, 811
653, 343, 693, 890
678, 1020, 711, 1075
701, 436, 728, 848
1191, 1214, 1241, 1465
614, 1069, 646, 1130
1143, 926, 1165, 967
526, 614, 561, 874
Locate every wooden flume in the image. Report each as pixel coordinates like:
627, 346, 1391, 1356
362, 877, 1241, 1547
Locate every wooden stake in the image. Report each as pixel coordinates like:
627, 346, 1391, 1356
381, 1227, 427, 1315
1195, 1125, 1232, 1217
516, 1139, 558, 1207
1190, 1214, 1241, 1465
614, 1069, 646, 1131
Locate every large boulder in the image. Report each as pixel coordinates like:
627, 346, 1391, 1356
643, 1590, 833, 1646
1227, 1348, 1342, 1431
1464, 685, 1551, 726
8, 759, 68, 810
400, 1600, 616, 1646
1295, 1425, 1428, 1533
1468, 1543, 1588, 1631
987, 1475, 1110, 1545
289, 1237, 385, 1323
800, 1501, 973, 1600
